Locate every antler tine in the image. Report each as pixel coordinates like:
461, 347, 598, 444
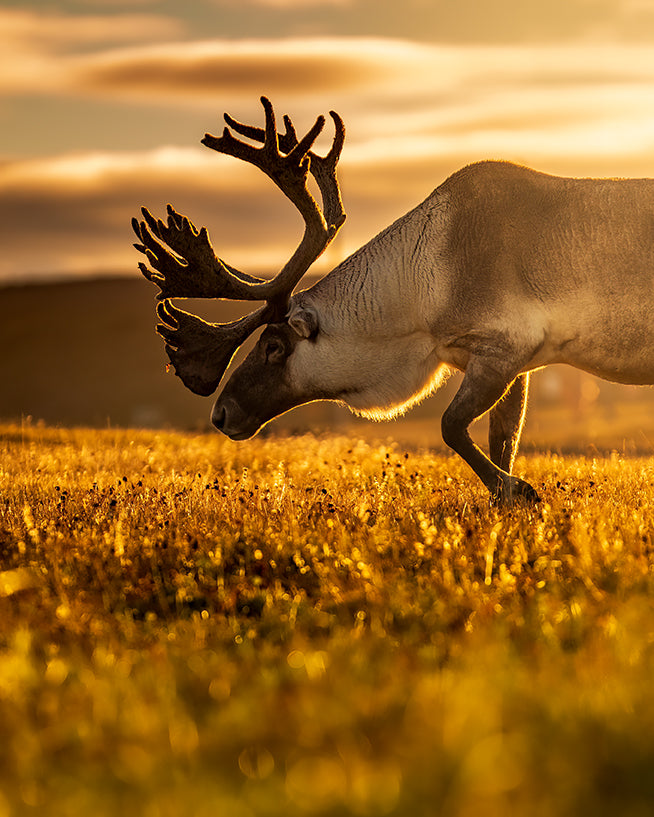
199, 96, 341, 303
225, 103, 346, 235
133, 208, 263, 300
313, 110, 346, 235
156, 299, 275, 396
202, 96, 325, 209
224, 109, 297, 155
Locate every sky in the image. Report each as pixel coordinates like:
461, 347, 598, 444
4, 0, 654, 284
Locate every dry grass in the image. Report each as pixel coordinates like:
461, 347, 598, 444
1, 423, 654, 816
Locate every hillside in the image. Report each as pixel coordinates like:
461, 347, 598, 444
1, 277, 212, 429
0, 276, 455, 436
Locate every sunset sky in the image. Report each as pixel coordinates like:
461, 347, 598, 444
4, 0, 654, 284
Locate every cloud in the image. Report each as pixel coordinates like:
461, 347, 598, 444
22, 36, 654, 173
0, 147, 350, 282
179, 0, 654, 44
5, 69, 654, 287
53, 36, 654, 118
0, 7, 183, 48
0, 8, 184, 93
68, 38, 393, 101
216, 0, 350, 6
7, 30, 654, 284
7, 22, 654, 128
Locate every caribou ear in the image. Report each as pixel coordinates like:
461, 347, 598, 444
288, 304, 319, 338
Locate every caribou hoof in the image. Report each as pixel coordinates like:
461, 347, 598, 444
492, 476, 541, 506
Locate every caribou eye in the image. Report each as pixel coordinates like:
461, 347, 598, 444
264, 338, 286, 364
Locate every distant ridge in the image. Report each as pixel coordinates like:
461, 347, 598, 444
0, 276, 351, 432
1, 277, 229, 429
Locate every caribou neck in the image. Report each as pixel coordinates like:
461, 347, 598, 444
299, 189, 451, 336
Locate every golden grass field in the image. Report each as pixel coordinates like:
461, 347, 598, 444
2, 422, 654, 816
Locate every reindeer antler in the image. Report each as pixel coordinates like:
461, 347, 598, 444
133, 96, 345, 302
222, 105, 346, 237
155, 300, 274, 396
133, 96, 346, 394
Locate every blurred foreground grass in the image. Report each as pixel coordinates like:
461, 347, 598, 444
1, 423, 654, 816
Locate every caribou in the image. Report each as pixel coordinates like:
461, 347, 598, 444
133, 96, 654, 503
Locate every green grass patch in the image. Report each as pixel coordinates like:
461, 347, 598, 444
1, 424, 654, 816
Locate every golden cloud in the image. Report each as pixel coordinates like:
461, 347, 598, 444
6, 28, 654, 283
0, 7, 183, 47
70, 39, 392, 100
215, 0, 350, 5
49, 37, 654, 162
0, 8, 185, 93
6, 116, 654, 286
0, 142, 452, 283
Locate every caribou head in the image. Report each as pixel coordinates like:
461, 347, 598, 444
132, 96, 345, 438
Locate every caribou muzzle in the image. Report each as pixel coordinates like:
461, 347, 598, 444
211, 398, 260, 441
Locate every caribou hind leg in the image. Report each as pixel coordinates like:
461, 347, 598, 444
441, 360, 539, 503
488, 372, 530, 473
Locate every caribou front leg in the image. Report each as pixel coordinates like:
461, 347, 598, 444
488, 372, 530, 473
441, 360, 539, 503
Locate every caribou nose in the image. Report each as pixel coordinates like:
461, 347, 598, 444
212, 398, 255, 440
211, 404, 227, 432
